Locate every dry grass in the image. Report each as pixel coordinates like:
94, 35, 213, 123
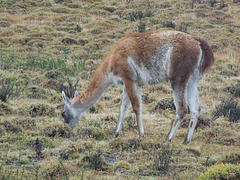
0, 0, 240, 179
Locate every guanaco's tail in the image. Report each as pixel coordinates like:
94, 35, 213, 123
194, 37, 214, 74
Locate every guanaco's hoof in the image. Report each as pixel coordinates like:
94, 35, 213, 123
182, 139, 190, 145
114, 132, 120, 138
140, 133, 145, 138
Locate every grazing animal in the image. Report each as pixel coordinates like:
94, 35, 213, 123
61, 30, 214, 144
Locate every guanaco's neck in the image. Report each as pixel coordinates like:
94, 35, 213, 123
73, 60, 110, 112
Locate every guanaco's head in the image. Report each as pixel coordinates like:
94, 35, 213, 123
61, 91, 81, 129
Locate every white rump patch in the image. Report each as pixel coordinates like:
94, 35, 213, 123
197, 44, 203, 69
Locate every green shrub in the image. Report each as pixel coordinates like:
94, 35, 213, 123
213, 98, 240, 123
0, 78, 14, 102
199, 163, 240, 180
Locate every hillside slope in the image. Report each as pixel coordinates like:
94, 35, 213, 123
0, 0, 240, 179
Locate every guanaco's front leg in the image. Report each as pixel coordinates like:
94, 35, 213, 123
124, 79, 144, 137
115, 87, 130, 137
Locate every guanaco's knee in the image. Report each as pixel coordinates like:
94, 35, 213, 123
177, 106, 188, 119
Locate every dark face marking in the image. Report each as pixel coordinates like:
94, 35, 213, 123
62, 105, 73, 124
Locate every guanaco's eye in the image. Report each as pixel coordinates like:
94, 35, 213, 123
61, 111, 65, 118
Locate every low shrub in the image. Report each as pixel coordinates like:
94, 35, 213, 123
150, 144, 173, 174
222, 153, 240, 164
225, 81, 240, 97
0, 101, 13, 116
81, 126, 108, 140
81, 150, 108, 171
0, 78, 14, 102
43, 122, 71, 138
155, 98, 175, 111
0, 119, 22, 133
18, 103, 54, 117
213, 98, 240, 123
55, 78, 79, 98
199, 163, 240, 180
27, 85, 46, 99
42, 160, 70, 180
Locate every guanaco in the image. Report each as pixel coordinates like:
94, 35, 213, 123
61, 30, 214, 144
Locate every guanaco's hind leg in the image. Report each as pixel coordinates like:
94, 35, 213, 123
124, 79, 144, 137
183, 74, 200, 144
166, 83, 188, 142
115, 87, 130, 137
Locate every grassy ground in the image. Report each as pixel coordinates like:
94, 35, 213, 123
0, 0, 240, 179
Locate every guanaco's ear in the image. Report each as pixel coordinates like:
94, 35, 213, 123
62, 91, 69, 105
74, 91, 79, 97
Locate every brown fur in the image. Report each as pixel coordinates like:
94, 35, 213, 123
66, 30, 214, 142
193, 37, 214, 74
74, 30, 214, 107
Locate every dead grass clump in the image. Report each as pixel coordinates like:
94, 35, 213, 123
142, 93, 155, 104
89, 104, 103, 113
221, 153, 240, 165
60, 144, 77, 160
27, 85, 46, 99
181, 115, 211, 130
0, 101, 13, 115
45, 70, 64, 80
51, 7, 71, 14
220, 64, 239, 77
150, 144, 173, 174
30, 104, 55, 117
0, 21, 11, 28
0, 120, 22, 133
142, 144, 173, 176
162, 20, 176, 29
15, 117, 36, 130
81, 150, 108, 171
42, 122, 71, 138
0, 78, 15, 102
155, 98, 175, 112
55, 78, 79, 99
81, 126, 109, 140
225, 81, 240, 97
18, 103, 55, 117
110, 138, 143, 152
27, 136, 54, 150
42, 160, 70, 180
203, 126, 239, 145
62, 38, 78, 45
85, 20, 115, 32
99, 5, 116, 13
